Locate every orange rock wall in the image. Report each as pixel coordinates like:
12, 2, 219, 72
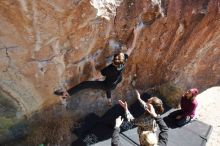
0, 0, 219, 116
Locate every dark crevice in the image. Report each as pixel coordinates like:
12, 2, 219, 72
32, 54, 59, 63
30, 48, 71, 63
0, 41, 17, 72
161, 0, 169, 16
202, 0, 210, 11
72, 50, 102, 65
0, 46, 18, 50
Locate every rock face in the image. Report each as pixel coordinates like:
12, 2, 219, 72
0, 0, 219, 140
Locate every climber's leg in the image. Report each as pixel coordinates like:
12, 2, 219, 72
106, 90, 112, 99
54, 81, 106, 96
106, 90, 112, 106
67, 81, 106, 96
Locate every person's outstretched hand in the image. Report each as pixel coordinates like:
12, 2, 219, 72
115, 116, 124, 128
118, 100, 128, 110
146, 104, 158, 118
135, 89, 141, 99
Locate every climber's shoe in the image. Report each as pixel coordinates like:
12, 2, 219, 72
54, 89, 64, 96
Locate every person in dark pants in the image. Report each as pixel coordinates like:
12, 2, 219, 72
54, 46, 137, 105
54, 25, 143, 105
172, 88, 199, 127
54, 52, 128, 105
112, 104, 168, 146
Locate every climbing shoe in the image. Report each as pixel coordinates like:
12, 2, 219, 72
54, 90, 64, 96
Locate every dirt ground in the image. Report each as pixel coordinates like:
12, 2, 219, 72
196, 87, 220, 146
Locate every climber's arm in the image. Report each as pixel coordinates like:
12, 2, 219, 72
125, 25, 142, 56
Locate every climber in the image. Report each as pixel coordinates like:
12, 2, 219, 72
112, 104, 168, 146
54, 47, 135, 106
53, 23, 144, 106
171, 88, 199, 127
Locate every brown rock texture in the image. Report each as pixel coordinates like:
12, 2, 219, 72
0, 0, 219, 140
